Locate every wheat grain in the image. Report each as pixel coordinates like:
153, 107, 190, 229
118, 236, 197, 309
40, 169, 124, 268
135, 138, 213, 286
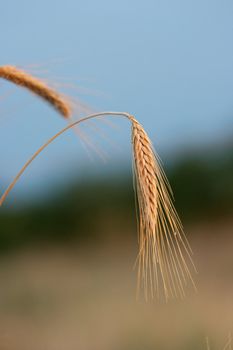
0, 65, 71, 118
0, 111, 196, 299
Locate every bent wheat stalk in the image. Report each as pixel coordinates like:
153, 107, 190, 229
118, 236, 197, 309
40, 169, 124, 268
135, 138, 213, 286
0, 111, 196, 300
0, 65, 71, 118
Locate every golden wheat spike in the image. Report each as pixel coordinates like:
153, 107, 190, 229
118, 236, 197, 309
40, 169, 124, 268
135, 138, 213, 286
0, 65, 71, 118
130, 116, 196, 300
0, 111, 196, 300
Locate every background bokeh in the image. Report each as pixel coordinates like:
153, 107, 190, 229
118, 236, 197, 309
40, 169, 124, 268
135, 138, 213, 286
0, 0, 233, 349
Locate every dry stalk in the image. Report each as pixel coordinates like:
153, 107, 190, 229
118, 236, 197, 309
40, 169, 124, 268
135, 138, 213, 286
0, 65, 71, 118
0, 111, 196, 300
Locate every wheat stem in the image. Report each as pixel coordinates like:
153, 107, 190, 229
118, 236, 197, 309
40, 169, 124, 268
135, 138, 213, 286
0, 112, 131, 206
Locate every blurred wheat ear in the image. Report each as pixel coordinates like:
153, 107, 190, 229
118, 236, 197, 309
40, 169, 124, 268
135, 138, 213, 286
0, 110, 196, 300
0, 65, 72, 118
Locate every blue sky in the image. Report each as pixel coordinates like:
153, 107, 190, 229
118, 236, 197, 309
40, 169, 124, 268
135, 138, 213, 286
0, 0, 233, 201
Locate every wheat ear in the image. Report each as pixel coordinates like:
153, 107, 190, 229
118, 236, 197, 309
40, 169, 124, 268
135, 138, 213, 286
0, 112, 196, 299
0, 65, 71, 118
131, 116, 196, 300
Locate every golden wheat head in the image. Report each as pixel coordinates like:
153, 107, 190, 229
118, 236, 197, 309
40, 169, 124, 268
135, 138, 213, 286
0, 65, 71, 118
0, 110, 196, 300
130, 115, 196, 300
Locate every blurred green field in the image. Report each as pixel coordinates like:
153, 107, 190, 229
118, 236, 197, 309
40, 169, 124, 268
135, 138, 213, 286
0, 145, 232, 251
